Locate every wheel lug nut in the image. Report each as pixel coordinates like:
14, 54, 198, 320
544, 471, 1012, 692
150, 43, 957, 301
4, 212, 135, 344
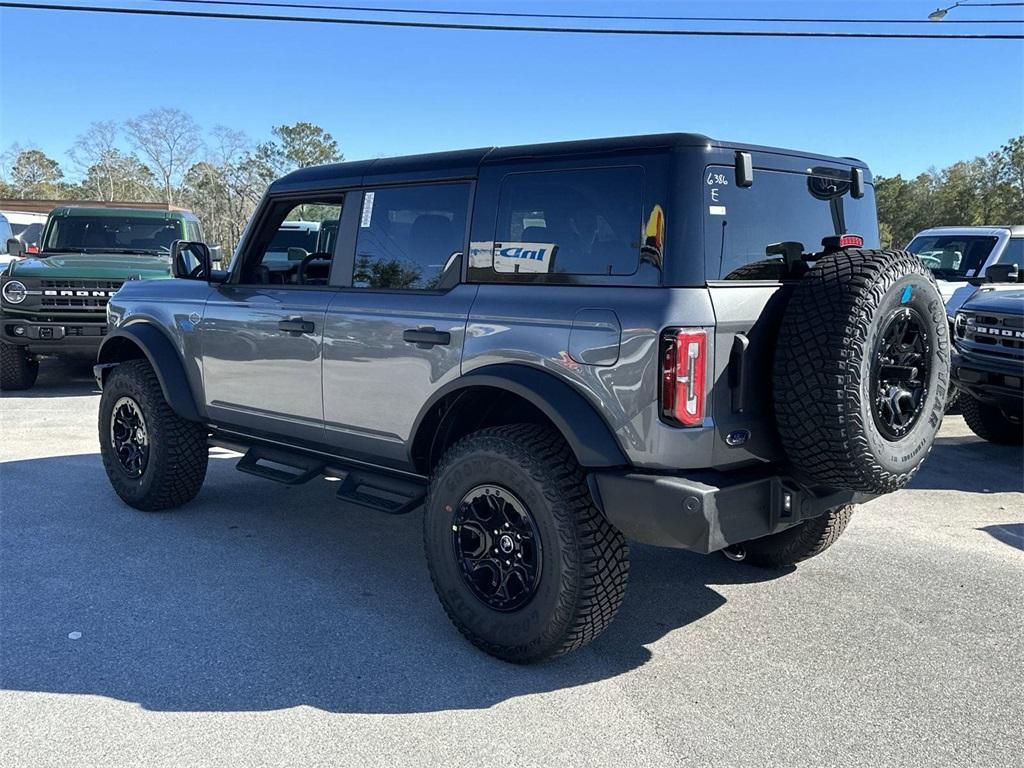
516, 552, 522, 558
504, 523, 510, 528
505, 560, 511, 566
493, 548, 498, 554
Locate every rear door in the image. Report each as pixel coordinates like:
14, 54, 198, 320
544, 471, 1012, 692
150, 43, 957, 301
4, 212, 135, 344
321, 182, 476, 468
703, 164, 880, 466
201, 194, 346, 444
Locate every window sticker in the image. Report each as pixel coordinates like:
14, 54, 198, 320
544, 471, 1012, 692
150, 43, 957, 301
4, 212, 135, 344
709, 205, 727, 216
360, 192, 375, 228
493, 242, 557, 273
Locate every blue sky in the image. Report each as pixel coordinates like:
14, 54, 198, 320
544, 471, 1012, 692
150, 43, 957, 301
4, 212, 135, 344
1, 0, 1022, 178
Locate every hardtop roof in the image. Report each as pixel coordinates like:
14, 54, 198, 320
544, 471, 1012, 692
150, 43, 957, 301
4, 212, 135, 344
914, 225, 1024, 238
271, 132, 871, 192
48, 206, 198, 220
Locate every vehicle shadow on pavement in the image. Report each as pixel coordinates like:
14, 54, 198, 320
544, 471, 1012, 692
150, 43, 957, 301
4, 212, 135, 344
978, 523, 1024, 551
907, 436, 1024, 494
0, 452, 788, 714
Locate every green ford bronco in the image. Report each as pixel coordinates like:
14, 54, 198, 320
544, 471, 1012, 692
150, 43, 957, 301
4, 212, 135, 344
0, 205, 205, 390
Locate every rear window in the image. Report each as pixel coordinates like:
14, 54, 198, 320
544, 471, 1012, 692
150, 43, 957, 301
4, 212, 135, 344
469, 166, 643, 281
907, 234, 999, 279
705, 167, 879, 281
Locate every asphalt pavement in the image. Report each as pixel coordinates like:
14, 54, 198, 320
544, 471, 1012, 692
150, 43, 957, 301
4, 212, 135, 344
1, 359, 1021, 767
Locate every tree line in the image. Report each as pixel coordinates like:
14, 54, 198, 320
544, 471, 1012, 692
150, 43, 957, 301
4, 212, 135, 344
0, 108, 342, 251
876, 136, 1024, 247
1, 107, 1021, 252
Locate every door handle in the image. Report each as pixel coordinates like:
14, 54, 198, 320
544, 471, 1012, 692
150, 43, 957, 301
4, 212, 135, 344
403, 327, 451, 347
278, 318, 315, 335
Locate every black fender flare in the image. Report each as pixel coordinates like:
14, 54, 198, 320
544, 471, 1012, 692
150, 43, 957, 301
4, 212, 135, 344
412, 363, 628, 468
96, 322, 203, 423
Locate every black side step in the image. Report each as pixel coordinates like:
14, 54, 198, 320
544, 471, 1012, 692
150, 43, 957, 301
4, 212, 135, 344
336, 470, 426, 515
236, 447, 325, 486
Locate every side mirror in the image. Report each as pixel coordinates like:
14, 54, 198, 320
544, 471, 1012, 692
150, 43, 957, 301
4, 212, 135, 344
6, 238, 25, 258
984, 263, 1021, 284
171, 240, 211, 280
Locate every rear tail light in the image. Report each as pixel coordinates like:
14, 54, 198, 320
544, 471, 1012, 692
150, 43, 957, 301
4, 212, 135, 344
661, 328, 707, 427
821, 234, 864, 253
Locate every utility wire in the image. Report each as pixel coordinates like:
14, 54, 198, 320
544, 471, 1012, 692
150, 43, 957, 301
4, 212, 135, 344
152, 0, 1024, 24
2, 2, 1022, 38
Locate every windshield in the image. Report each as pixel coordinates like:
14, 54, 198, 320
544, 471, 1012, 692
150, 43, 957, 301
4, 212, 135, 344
42, 216, 182, 255
907, 234, 998, 279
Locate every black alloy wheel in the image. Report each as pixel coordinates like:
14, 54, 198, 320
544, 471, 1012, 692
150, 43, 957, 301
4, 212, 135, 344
110, 396, 150, 477
451, 484, 542, 612
871, 306, 932, 441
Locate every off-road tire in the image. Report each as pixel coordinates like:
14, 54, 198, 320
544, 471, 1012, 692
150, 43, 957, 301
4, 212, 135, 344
960, 394, 1023, 445
423, 424, 629, 663
944, 385, 961, 414
773, 249, 950, 494
741, 506, 854, 568
0, 342, 39, 391
99, 359, 208, 510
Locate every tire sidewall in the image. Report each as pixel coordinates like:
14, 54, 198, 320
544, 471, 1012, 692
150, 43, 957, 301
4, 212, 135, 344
857, 269, 950, 476
425, 445, 578, 656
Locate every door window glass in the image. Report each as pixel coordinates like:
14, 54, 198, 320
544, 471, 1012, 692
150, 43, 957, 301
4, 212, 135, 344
999, 238, 1023, 268
352, 183, 470, 290
239, 197, 344, 286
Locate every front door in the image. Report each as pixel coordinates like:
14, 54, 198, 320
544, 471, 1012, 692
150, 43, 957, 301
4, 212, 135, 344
321, 183, 476, 468
201, 194, 346, 444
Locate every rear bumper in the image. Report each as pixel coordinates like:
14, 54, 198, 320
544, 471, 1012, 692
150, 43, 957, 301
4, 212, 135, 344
1, 316, 107, 354
590, 467, 869, 554
952, 351, 1024, 415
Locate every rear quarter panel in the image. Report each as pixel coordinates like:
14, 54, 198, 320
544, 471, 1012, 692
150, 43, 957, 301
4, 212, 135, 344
462, 285, 760, 470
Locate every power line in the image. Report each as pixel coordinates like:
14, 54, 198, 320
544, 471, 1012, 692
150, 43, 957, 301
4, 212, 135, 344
151, 0, 1024, 25
2, 2, 1022, 38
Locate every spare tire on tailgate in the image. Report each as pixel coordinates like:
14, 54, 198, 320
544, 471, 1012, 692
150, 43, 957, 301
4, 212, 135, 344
773, 249, 949, 495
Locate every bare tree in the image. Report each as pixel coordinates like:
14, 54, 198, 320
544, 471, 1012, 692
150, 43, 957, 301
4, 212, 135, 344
125, 107, 202, 205
69, 121, 120, 200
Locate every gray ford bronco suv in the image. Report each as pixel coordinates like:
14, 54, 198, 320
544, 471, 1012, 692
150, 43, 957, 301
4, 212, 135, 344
94, 134, 949, 662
